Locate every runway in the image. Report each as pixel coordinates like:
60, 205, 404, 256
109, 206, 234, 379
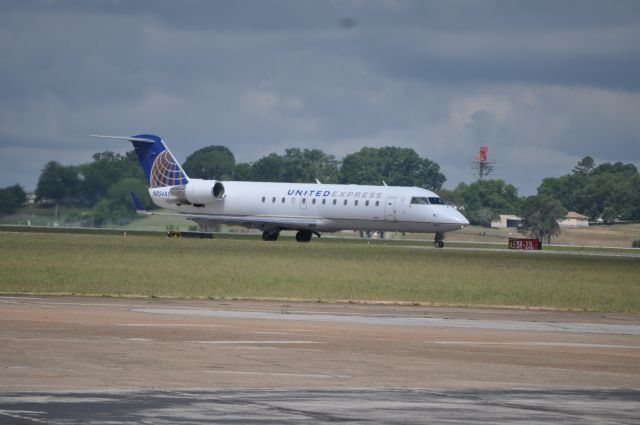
1, 296, 639, 423
1, 389, 638, 424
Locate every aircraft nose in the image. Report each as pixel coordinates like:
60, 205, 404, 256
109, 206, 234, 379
451, 209, 470, 226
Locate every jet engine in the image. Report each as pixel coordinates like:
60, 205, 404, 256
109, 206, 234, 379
169, 179, 225, 205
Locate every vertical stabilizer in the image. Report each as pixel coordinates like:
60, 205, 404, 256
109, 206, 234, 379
91, 134, 189, 187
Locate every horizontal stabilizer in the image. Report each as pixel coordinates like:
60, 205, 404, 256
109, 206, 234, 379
129, 192, 149, 214
90, 134, 155, 143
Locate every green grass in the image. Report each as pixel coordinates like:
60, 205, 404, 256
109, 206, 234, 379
1, 232, 639, 312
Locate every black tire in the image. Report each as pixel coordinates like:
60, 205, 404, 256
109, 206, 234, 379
296, 230, 312, 242
262, 230, 280, 241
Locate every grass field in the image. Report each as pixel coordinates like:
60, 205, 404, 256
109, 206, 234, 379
1, 231, 639, 312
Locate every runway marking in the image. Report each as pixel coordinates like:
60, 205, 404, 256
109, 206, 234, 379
134, 308, 640, 335
0, 297, 149, 309
118, 323, 226, 328
216, 346, 280, 350
431, 341, 640, 349
0, 410, 49, 424
123, 338, 155, 342
241, 331, 290, 335
205, 371, 350, 379
189, 340, 321, 345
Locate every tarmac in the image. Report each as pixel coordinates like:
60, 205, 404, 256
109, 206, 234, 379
1, 296, 639, 423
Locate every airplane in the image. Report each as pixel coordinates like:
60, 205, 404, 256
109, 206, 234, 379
92, 134, 469, 247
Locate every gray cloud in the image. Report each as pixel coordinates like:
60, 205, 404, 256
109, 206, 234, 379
1, 0, 639, 195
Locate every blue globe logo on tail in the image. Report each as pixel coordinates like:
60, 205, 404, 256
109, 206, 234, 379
150, 150, 188, 188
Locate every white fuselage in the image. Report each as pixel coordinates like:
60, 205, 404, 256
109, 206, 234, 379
149, 181, 469, 234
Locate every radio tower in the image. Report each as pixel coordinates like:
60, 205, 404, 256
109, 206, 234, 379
471, 146, 495, 180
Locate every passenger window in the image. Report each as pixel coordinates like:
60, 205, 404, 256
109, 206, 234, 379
354, 200, 359, 206
282, 197, 285, 203
312, 198, 316, 205
343, 200, 348, 206
375, 201, 380, 207
322, 199, 326, 205
333, 199, 337, 205
261, 196, 266, 203
272, 197, 276, 203
365, 200, 369, 206
302, 198, 306, 204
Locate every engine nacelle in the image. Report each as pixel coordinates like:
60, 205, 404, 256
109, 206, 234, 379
170, 179, 225, 205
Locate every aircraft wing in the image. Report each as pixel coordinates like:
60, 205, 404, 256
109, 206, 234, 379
135, 208, 325, 230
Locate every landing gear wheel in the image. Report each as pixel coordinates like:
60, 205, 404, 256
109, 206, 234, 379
433, 240, 444, 248
295, 230, 313, 243
262, 229, 280, 241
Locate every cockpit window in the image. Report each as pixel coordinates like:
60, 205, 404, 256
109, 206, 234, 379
410, 197, 429, 205
428, 197, 445, 205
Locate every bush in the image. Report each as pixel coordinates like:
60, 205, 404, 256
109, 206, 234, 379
633, 239, 640, 248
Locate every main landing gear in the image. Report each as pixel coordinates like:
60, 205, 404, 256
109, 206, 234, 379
433, 232, 445, 248
295, 230, 312, 243
262, 229, 319, 242
295, 230, 320, 242
262, 228, 280, 241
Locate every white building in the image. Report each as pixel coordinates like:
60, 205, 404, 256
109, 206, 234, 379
491, 214, 522, 229
558, 211, 589, 228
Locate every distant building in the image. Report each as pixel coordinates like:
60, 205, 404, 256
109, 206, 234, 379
491, 211, 590, 229
559, 211, 589, 228
491, 214, 522, 229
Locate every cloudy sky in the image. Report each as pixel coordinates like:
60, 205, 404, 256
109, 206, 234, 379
1, 0, 639, 195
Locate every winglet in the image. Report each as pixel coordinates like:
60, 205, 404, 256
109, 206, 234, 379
130, 192, 149, 214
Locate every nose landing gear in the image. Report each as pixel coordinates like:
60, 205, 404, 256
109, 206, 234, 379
433, 232, 445, 248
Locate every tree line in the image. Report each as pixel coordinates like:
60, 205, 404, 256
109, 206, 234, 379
182, 145, 445, 190
1, 145, 445, 226
2, 144, 638, 241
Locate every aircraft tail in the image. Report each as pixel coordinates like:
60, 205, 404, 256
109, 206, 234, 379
91, 134, 189, 188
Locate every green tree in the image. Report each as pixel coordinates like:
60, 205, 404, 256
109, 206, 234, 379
77, 151, 145, 205
233, 162, 254, 181
601, 207, 617, 225
281, 148, 340, 183
89, 177, 151, 227
251, 148, 340, 183
518, 195, 568, 244
35, 161, 80, 203
339, 146, 445, 189
251, 153, 285, 182
183, 146, 235, 180
454, 179, 520, 226
0, 184, 27, 215
537, 158, 640, 221
572, 156, 595, 175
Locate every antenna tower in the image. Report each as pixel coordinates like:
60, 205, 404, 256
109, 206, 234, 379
471, 146, 495, 180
